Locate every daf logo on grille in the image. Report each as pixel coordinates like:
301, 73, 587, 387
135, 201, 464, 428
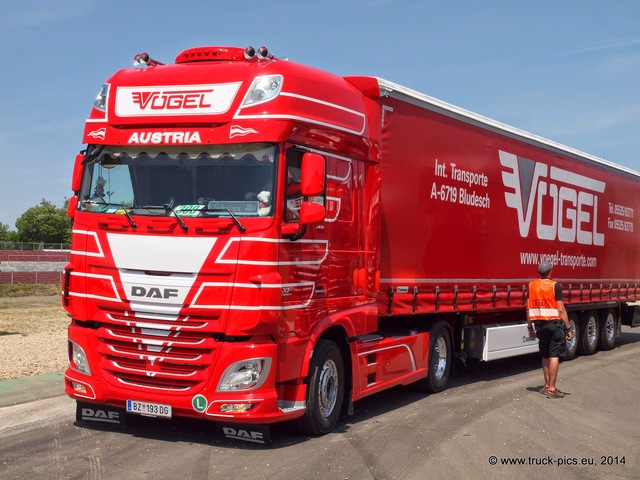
131, 286, 179, 299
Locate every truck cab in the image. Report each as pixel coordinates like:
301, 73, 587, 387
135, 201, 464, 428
64, 46, 385, 439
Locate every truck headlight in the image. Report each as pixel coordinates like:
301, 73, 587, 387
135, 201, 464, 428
69, 341, 91, 375
217, 358, 271, 392
241, 75, 283, 107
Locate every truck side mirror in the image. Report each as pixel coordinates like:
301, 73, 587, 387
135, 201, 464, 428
72, 153, 84, 193
300, 152, 325, 196
67, 195, 79, 219
299, 201, 325, 224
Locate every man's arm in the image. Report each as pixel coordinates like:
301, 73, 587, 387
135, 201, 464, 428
557, 300, 572, 339
526, 309, 536, 339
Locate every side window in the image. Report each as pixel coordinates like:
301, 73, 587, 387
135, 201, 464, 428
285, 150, 302, 222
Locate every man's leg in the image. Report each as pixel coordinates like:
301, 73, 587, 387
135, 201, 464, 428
546, 323, 565, 393
547, 357, 560, 391
539, 327, 551, 389
541, 357, 550, 389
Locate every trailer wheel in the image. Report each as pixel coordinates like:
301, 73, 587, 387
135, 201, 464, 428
298, 339, 344, 435
597, 308, 617, 351
578, 310, 599, 355
414, 322, 452, 393
564, 313, 579, 360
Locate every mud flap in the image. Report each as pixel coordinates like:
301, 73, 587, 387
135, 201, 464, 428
621, 304, 640, 327
217, 422, 271, 446
76, 401, 127, 429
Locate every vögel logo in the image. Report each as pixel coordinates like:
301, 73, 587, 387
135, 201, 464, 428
115, 83, 241, 117
500, 151, 605, 246
131, 89, 214, 110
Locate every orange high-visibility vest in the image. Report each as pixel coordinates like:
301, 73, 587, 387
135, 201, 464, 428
528, 278, 560, 321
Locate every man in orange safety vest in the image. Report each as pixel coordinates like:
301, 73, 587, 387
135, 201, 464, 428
527, 262, 572, 398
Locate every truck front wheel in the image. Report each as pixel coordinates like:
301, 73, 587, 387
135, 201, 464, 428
298, 339, 345, 435
414, 322, 452, 393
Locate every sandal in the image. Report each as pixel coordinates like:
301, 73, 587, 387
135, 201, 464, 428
545, 389, 565, 399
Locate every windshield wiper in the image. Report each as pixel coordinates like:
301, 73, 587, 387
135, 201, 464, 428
82, 201, 137, 228
205, 207, 246, 233
142, 204, 189, 232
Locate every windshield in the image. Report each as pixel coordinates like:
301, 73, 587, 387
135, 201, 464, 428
78, 144, 277, 218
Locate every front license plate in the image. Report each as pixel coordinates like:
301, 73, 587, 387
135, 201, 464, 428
126, 400, 172, 418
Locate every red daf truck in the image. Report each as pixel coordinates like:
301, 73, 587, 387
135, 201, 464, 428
64, 45, 640, 444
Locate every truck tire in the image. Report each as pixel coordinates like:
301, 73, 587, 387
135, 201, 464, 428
298, 339, 345, 435
578, 310, 599, 355
414, 322, 452, 393
597, 308, 617, 351
564, 312, 579, 360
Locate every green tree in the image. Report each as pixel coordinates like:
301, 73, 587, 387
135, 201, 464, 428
15, 199, 71, 244
0, 222, 9, 240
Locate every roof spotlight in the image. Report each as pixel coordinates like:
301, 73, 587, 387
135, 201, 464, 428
133, 52, 164, 67
134, 52, 150, 65
244, 46, 256, 60
257, 46, 269, 60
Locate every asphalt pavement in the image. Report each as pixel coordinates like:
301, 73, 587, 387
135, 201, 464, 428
1, 328, 639, 480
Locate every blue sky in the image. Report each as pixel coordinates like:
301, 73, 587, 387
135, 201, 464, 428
1, 0, 639, 228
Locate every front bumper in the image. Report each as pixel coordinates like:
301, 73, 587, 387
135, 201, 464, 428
65, 325, 306, 425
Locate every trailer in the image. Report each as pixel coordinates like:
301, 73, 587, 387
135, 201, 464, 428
64, 46, 640, 444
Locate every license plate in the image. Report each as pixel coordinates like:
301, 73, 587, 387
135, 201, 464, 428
126, 400, 172, 418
